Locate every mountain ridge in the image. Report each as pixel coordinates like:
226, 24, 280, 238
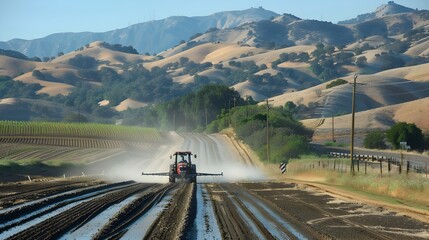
338, 1, 416, 24
0, 8, 278, 58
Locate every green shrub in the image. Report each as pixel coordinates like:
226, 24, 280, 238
386, 122, 424, 150
326, 78, 348, 89
363, 130, 386, 149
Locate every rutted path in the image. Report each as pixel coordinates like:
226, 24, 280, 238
0, 133, 428, 239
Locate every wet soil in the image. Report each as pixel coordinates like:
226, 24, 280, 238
1, 180, 428, 240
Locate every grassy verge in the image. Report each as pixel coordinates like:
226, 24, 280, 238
282, 155, 429, 211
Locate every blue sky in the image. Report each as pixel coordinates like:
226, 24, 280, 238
0, 0, 428, 41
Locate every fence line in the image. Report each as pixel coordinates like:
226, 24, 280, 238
328, 152, 428, 176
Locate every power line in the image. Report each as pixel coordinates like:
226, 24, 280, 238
363, 81, 416, 86
327, 86, 429, 96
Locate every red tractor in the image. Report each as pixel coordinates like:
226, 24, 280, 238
142, 151, 223, 183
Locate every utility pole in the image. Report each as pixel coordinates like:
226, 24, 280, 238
205, 108, 208, 130
228, 99, 231, 126
399, 141, 410, 174
173, 111, 176, 130
350, 74, 358, 175
266, 99, 274, 163
332, 115, 335, 143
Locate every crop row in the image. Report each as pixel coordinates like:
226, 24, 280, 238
0, 137, 124, 148
0, 121, 161, 142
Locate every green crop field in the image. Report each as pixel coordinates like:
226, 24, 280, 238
0, 121, 162, 142
0, 121, 165, 181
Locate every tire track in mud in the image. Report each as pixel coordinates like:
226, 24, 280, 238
0, 181, 135, 231
145, 183, 196, 240
207, 183, 269, 239
0, 178, 104, 209
5, 183, 154, 240
207, 183, 317, 240
93, 183, 176, 239
241, 182, 429, 240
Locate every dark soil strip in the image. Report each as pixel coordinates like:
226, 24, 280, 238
145, 183, 196, 240
0, 181, 134, 225
93, 183, 176, 239
0, 178, 104, 208
6, 183, 152, 240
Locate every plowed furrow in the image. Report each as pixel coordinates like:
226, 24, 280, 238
94, 183, 176, 239
207, 184, 259, 240
0, 179, 103, 208
7, 183, 152, 240
145, 183, 196, 240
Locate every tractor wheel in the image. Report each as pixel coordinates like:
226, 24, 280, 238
169, 176, 175, 183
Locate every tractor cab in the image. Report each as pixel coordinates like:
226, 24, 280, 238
171, 151, 196, 177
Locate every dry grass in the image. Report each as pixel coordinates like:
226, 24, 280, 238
284, 156, 429, 208
301, 96, 429, 133
114, 98, 148, 111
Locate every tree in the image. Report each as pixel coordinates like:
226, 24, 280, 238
326, 78, 347, 89
30, 57, 42, 62
363, 130, 386, 149
325, 45, 335, 55
68, 54, 97, 68
311, 43, 325, 59
355, 56, 367, 67
179, 57, 189, 66
386, 122, 424, 150
337, 45, 346, 51
284, 101, 297, 114
32, 70, 44, 79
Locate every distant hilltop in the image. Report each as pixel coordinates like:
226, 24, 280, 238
338, 1, 416, 24
0, 8, 278, 58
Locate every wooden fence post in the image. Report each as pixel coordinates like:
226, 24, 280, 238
379, 159, 383, 177
406, 161, 410, 174
425, 162, 428, 178
388, 158, 391, 173
365, 161, 367, 175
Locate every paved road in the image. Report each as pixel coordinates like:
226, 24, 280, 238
311, 143, 429, 167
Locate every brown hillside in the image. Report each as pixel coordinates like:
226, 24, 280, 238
15, 72, 74, 96
52, 41, 155, 70
114, 98, 148, 112
233, 80, 268, 101
268, 63, 429, 119
302, 97, 429, 133
0, 98, 80, 121
144, 43, 263, 69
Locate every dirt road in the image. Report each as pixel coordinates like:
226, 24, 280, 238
0, 133, 428, 239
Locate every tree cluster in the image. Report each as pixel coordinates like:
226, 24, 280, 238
68, 54, 97, 69
363, 122, 426, 151
326, 78, 348, 89
51, 64, 180, 116
100, 42, 139, 54
122, 85, 243, 131
0, 76, 45, 99
208, 102, 313, 162
0, 49, 41, 62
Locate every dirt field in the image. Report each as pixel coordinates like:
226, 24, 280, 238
1, 179, 428, 239
1, 132, 428, 239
